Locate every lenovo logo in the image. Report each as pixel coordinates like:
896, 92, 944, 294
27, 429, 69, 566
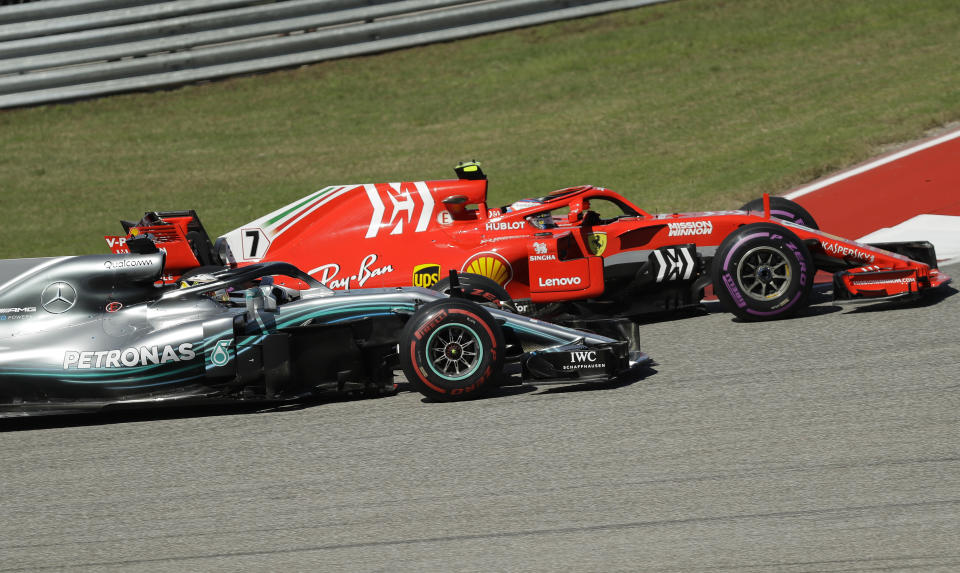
538, 276, 582, 287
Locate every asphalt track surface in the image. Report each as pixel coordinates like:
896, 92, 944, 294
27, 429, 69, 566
2, 262, 958, 572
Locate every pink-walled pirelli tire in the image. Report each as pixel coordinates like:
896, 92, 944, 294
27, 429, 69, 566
711, 223, 815, 321
740, 196, 819, 230
400, 299, 505, 401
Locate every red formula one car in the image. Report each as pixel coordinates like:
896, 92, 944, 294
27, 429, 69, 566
107, 163, 950, 323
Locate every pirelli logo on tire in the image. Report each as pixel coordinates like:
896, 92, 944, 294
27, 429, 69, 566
412, 264, 441, 288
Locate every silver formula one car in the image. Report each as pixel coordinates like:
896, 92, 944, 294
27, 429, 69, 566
0, 252, 647, 417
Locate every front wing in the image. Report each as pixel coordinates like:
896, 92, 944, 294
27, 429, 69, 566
522, 340, 646, 383
813, 239, 951, 302
486, 306, 650, 385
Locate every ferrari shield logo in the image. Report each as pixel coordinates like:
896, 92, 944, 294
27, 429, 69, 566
587, 232, 607, 256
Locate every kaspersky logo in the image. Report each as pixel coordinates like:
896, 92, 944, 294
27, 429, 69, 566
412, 264, 441, 288
41, 282, 77, 314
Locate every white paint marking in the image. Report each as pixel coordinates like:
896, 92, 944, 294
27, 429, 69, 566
653, 250, 666, 282
681, 248, 694, 280
784, 128, 960, 200
364, 183, 385, 239
858, 214, 960, 264
414, 180, 434, 233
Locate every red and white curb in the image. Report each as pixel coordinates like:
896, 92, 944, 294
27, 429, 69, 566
858, 215, 960, 266
783, 127, 960, 266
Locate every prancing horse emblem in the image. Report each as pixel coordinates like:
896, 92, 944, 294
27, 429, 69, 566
586, 232, 607, 256
41, 282, 77, 314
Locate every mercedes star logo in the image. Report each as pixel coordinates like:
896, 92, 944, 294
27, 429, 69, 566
41, 282, 77, 314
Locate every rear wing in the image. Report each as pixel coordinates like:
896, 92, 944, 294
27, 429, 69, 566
105, 210, 224, 282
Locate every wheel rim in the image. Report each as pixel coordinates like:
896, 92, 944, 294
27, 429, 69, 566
425, 323, 483, 381
736, 246, 792, 301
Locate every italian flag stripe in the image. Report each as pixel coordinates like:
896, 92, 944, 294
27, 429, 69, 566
266, 186, 339, 228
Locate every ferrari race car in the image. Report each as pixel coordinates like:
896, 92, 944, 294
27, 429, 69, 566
106, 163, 951, 322
0, 252, 647, 417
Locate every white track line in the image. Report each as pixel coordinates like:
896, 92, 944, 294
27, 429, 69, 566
858, 214, 960, 266
784, 127, 960, 200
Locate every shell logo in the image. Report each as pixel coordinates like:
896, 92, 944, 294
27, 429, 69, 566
462, 252, 512, 286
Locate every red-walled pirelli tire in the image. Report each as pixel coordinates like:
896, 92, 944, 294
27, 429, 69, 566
431, 273, 518, 313
400, 299, 505, 401
740, 196, 819, 230
711, 223, 815, 321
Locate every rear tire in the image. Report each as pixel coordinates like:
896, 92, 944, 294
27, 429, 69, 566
400, 299, 505, 401
432, 272, 518, 312
740, 197, 818, 230
711, 223, 814, 321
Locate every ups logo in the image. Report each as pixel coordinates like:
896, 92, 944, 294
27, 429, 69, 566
412, 264, 441, 288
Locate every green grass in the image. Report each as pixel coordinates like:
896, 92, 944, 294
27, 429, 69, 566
1, 0, 958, 258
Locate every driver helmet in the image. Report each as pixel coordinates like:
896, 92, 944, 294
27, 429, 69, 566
179, 273, 230, 301
178, 273, 218, 288
526, 211, 556, 230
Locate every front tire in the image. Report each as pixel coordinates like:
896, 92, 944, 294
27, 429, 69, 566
740, 196, 819, 230
711, 223, 814, 321
400, 299, 505, 401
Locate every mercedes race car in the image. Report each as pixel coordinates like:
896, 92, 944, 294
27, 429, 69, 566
106, 163, 951, 323
0, 252, 647, 417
